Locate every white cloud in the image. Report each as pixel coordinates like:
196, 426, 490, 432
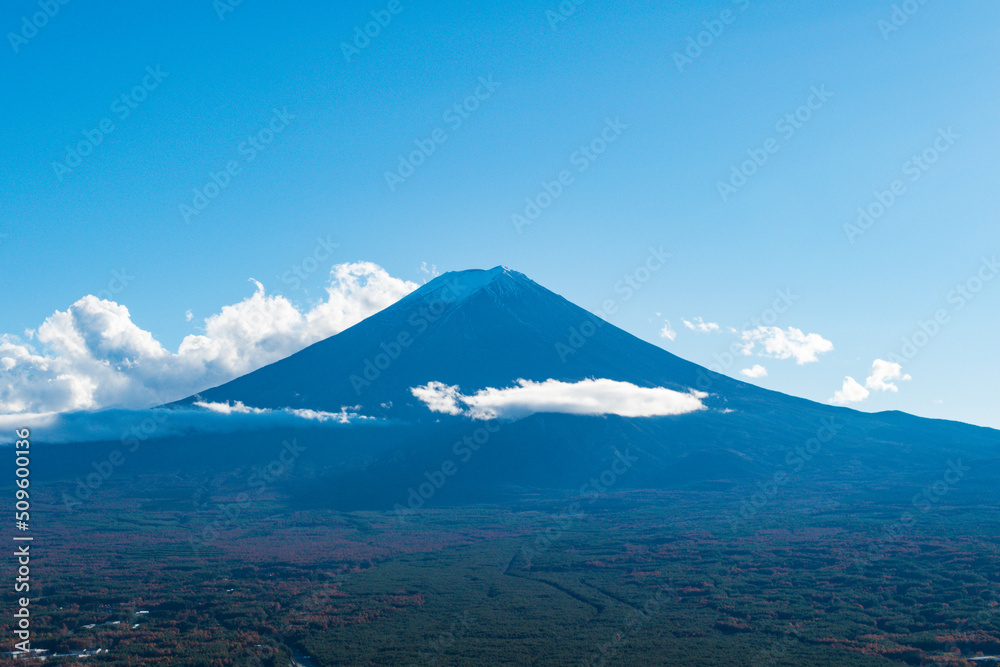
409, 382, 464, 416
0, 262, 418, 415
194, 400, 369, 424
0, 405, 374, 444
739, 365, 768, 379
864, 358, 912, 393
410, 378, 708, 420
740, 326, 833, 365
419, 262, 440, 281
659, 320, 677, 341
830, 376, 870, 405
683, 317, 720, 333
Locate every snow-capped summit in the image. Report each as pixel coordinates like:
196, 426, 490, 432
398, 266, 538, 309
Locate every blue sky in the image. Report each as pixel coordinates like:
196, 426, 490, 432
2, 0, 998, 427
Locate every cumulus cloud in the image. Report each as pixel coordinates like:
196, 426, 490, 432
740, 326, 833, 365
0, 404, 376, 445
659, 320, 677, 341
683, 317, 720, 333
739, 365, 768, 379
410, 378, 708, 420
864, 359, 912, 393
830, 377, 870, 405
0, 262, 418, 415
828, 359, 912, 407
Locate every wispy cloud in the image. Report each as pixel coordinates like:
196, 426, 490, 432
659, 320, 677, 341
0, 404, 376, 445
740, 326, 833, 365
411, 378, 708, 420
683, 317, 720, 333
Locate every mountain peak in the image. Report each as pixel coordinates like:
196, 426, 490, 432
401, 266, 534, 307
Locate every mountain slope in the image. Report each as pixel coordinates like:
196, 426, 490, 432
173, 267, 759, 417
161, 266, 999, 504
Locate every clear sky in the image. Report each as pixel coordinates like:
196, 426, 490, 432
2, 0, 998, 428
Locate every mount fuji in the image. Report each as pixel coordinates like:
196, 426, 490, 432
143, 266, 999, 508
